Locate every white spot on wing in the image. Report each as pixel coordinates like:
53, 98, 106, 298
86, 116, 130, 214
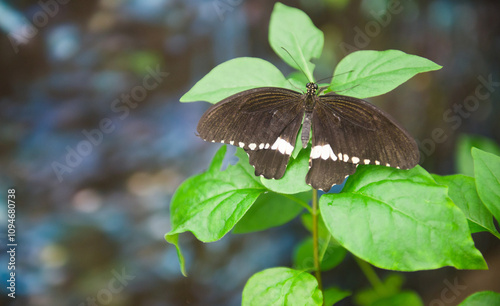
271, 137, 294, 155
351, 157, 360, 164
311, 145, 337, 161
220, 140, 225, 143
265, 143, 270, 149
239, 142, 245, 148
259, 143, 264, 149
230, 141, 234, 145
343, 154, 349, 162
364, 159, 370, 164
249, 143, 257, 150
321, 146, 330, 160
375, 160, 380, 165
311, 146, 322, 159
386, 163, 391, 167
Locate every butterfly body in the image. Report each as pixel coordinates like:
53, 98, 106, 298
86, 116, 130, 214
197, 83, 419, 191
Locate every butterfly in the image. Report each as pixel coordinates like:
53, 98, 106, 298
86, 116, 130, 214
197, 82, 419, 191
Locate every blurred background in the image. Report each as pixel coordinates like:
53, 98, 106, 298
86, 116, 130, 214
0, 0, 499, 305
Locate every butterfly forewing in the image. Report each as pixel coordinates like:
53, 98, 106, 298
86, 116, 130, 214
197, 87, 305, 179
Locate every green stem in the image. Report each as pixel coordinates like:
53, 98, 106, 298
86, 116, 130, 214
312, 189, 323, 292
354, 256, 386, 296
281, 193, 313, 214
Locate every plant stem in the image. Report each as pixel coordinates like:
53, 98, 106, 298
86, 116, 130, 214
354, 256, 386, 296
312, 189, 323, 292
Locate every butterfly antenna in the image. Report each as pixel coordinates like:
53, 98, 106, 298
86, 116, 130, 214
316, 70, 355, 84
331, 84, 360, 94
281, 47, 312, 82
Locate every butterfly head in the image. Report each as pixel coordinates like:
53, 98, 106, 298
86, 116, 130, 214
306, 82, 318, 95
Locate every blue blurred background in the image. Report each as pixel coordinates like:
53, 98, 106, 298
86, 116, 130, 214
0, 0, 499, 305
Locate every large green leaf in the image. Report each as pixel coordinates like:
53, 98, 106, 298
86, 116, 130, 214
260, 147, 312, 194
320, 165, 487, 271
242, 267, 323, 306
472, 148, 500, 222
269, 3, 324, 82
456, 134, 500, 176
432, 174, 499, 236
330, 50, 442, 98
459, 291, 500, 306
165, 146, 266, 274
180, 57, 287, 103
233, 191, 310, 234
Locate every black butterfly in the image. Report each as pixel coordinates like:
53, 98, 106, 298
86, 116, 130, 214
197, 83, 419, 191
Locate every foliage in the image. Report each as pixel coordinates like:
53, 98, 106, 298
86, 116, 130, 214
169, 2, 499, 304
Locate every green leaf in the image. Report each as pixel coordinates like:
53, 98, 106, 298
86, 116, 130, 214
459, 291, 500, 306
472, 148, 500, 222
293, 237, 346, 271
330, 50, 442, 99
180, 57, 287, 103
432, 174, 498, 236
242, 267, 323, 306
320, 165, 487, 271
269, 3, 324, 82
164, 233, 186, 276
323, 287, 351, 306
166, 146, 266, 273
260, 147, 313, 194
354, 274, 405, 306
371, 291, 423, 306
233, 191, 310, 234
456, 134, 500, 176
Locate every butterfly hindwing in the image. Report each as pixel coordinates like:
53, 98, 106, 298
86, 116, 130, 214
246, 111, 303, 179
307, 93, 419, 191
197, 87, 305, 179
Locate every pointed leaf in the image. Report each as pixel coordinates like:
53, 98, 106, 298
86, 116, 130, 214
472, 148, 500, 222
164, 233, 186, 276
242, 267, 323, 306
330, 50, 442, 98
320, 165, 487, 271
180, 57, 287, 103
432, 174, 498, 236
269, 3, 324, 82
166, 146, 266, 272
